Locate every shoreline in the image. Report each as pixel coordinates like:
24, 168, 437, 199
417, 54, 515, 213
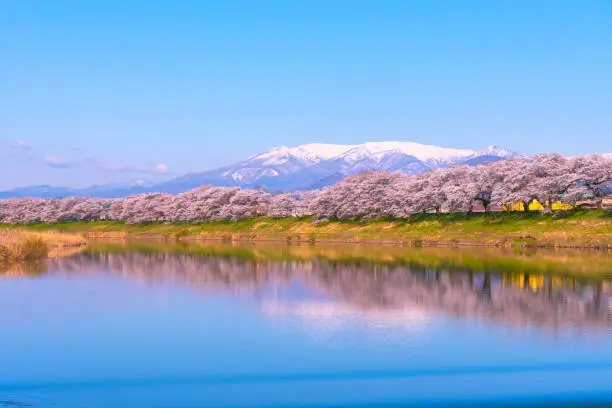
3, 210, 608, 249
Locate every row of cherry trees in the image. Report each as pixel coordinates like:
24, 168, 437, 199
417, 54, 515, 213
0, 154, 610, 223
309, 154, 612, 219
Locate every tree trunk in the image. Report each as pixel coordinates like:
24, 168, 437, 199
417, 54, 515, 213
543, 199, 553, 214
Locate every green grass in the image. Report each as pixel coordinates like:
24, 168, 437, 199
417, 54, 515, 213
2, 209, 611, 248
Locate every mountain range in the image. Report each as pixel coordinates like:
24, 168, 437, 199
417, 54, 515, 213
0, 142, 516, 198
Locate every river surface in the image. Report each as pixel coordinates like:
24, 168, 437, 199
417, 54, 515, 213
2, 242, 612, 407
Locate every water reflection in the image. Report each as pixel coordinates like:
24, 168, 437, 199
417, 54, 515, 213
0, 260, 48, 277
3, 243, 612, 408
2, 243, 598, 331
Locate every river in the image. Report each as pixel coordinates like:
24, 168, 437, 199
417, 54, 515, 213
1, 242, 612, 407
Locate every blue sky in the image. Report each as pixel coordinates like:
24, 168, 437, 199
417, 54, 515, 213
1, 0, 611, 189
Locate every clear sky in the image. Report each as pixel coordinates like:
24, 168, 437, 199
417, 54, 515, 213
1, 0, 611, 189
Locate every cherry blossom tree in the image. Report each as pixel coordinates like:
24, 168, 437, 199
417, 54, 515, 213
569, 155, 612, 209
1, 154, 609, 224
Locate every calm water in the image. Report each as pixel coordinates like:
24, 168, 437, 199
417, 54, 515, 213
2, 243, 612, 407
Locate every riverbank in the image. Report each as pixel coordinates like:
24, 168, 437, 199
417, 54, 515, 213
4, 210, 611, 249
0, 229, 87, 263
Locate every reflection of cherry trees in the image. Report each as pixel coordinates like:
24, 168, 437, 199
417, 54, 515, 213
0, 154, 610, 223
52, 252, 612, 330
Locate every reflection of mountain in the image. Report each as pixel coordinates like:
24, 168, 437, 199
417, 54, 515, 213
48, 251, 612, 331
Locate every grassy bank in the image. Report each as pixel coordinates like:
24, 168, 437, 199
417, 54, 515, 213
0, 229, 87, 263
3, 210, 612, 248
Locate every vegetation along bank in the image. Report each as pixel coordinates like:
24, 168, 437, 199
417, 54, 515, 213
4, 210, 611, 249
0, 154, 610, 248
0, 229, 87, 263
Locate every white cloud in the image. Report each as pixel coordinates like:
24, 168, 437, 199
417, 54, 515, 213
85, 157, 172, 176
44, 155, 73, 169
154, 163, 169, 173
4, 138, 174, 175
10, 140, 31, 150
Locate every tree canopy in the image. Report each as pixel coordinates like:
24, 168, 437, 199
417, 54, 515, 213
1, 154, 610, 224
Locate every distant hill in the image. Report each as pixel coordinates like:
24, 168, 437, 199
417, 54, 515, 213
0, 180, 155, 199
156, 142, 516, 194
0, 141, 518, 197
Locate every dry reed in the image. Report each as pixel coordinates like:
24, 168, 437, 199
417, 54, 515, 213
0, 229, 87, 262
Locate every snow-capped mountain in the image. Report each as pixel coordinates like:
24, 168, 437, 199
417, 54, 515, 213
0, 142, 517, 197
158, 142, 516, 193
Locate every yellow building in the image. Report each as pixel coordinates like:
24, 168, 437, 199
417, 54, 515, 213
503, 200, 574, 212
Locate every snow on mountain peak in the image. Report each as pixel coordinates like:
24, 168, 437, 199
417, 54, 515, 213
219, 141, 517, 187
476, 145, 515, 157
252, 143, 353, 166
250, 141, 487, 165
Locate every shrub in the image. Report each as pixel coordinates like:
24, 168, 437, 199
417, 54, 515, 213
174, 228, 190, 240
552, 210, 574, 219
19, 237, 48, 261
